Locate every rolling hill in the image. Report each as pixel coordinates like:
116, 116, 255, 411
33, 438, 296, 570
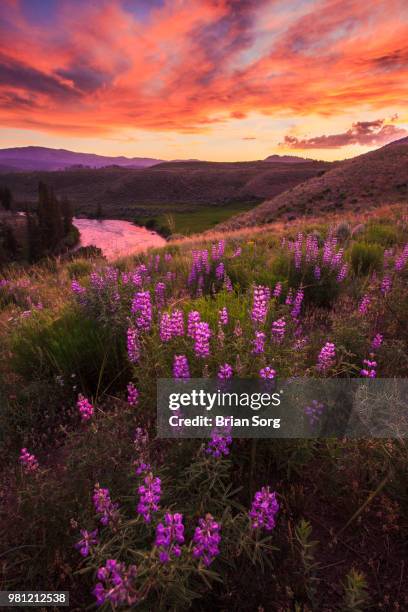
219, 137, 408, 230
0, 158, 330, 220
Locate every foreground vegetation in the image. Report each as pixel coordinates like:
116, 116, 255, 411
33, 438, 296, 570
0, 205, 407, 610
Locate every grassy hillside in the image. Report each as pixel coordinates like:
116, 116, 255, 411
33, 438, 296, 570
0, 159, 330, 220
0, 204, 407, 609
219, 137, 408, 230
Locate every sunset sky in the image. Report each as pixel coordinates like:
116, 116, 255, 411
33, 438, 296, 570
1, 0, 407, 161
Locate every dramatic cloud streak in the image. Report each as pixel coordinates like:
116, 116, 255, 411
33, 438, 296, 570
0, 0, 407, 158
282, 120, 408, 149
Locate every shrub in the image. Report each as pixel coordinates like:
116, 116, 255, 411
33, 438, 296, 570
334, 221, 351, 241
66, 259, 93, 279
349, 242, 383, 275
362, 223, 398, 247
10, 307, 128, 391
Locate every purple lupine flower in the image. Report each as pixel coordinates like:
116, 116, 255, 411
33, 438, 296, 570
371, 333, 383, 350
271, 318, 286, 344
187, 310, 201, 337
294, 232, 303, 270
160, 312, 172, 342
217, 363, 233, 379
155, 513, 185, 563
133, 427, 149, 453
194, 321, 211, 358
205, 432, 232, 458
134, 460, 151, 476
232, 246, 242, 257
361, 357, 377, 378
285, 288, 294, 305
215, 262, 225, 280
93, 485, 119, 526
234, 320, 242, 337
337, 263, 348, 282
249, 487, 279, 531
155, 282, 166, 308
127, 383, 139, 406
164, 252, 172, 262
170, 309, 184, 337
259, 366, 276, 379
251, 285, 270, 324
322, 234, 337, 266
137, 473, 161, 523
224, 274, 233, 292
212, 240, 225, 260
192, 514, 221, 567
317, 342, 336, 371
252, 330, 266, 354
71, 279, 86, 296
173, 354, 190, 379
395, 244, 408, 271
93, 559, 138, 607
77, 394, 94, 422
75, 529, 98, 557
381, 276, 392, 295
19, 448, 39, 473
359, 294, 371, 315
331, 248, 344, 269
314, 265, 321, 280
273, 282, 282, 298
127, 326, 140, 363
131, 291, 152, 331
305, 234, 319, 262
291, 287, 304, 319
304, 400, 325, 427
218, 307, 228, 326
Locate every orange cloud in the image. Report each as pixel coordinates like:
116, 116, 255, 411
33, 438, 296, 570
0, 0, 407, 138
282, 119, 407, 149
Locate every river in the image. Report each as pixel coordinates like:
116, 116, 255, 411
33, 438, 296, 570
73, 218, 166, 260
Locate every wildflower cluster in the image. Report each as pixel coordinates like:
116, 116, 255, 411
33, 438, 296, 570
75, 529, 98, 557
127, 382, 139, 406
317, 342, 336, 372
173, 354, 190, 379
77, 394, 94, 421
93, 485, 120, 527
251, 285, 270, 324
19, 448, 39, 473
192, 514, 221, 567
137, 473, 161, 522
155, 513, 185, 563
205, 432, 232, 458
249, 487, 279, 531
304, 400, 325, 427
93, 559, 138, 607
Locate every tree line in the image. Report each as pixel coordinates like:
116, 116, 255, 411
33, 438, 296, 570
0, 182, 77, 265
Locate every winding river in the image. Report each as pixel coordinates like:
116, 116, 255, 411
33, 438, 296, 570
73, 218, 166, 260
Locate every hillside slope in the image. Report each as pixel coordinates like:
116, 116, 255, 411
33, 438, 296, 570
219, 137, 408, 230
0, 159, 330, 219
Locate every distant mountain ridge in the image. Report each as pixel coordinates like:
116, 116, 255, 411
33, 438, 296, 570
0, 146, 164, 171
263, 154, 313, 163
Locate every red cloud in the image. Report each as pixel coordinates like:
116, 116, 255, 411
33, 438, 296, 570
282, 120, 408, 149
0, 0, 407, 136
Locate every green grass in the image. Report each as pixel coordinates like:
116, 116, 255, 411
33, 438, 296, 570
136, 203, 255, 236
